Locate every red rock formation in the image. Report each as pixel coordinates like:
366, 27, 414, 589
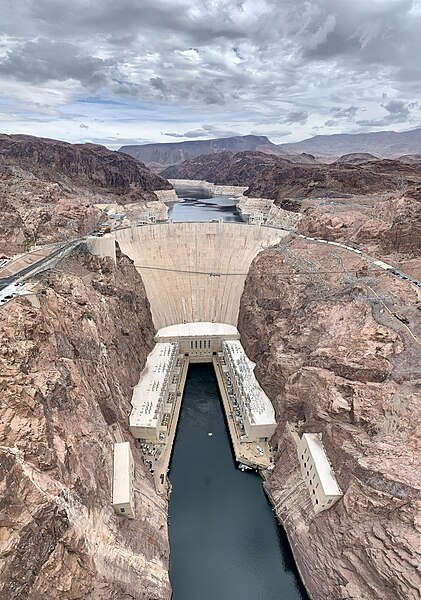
0, 249, 171, 599
238, 243, 421, 600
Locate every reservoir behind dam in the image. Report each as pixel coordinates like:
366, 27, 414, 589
168, 364, 308, 600
168, 186, 243, 222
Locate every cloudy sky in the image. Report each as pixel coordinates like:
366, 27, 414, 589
1, 0, 420, 148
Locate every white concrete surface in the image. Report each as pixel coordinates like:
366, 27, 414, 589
86, 233, 116, 263
129, 342, 178, 442
156, 322, 239, 340
156, 321, 240, 360
112, 442, 135, 519
222, 340, 277, 441
113, 222, 286, 328
298, 433, 342, 514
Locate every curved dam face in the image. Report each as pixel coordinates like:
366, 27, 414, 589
113, 222, 286, 329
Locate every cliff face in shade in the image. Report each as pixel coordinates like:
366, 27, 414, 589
161, 151, 288, 184
238, 243, 421, 600
0, 134, 171, 194
0, 249, 171, 600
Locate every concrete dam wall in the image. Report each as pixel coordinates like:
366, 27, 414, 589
106, 222, 287, 328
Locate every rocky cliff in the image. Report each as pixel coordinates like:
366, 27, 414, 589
161, 150, 420, 209
238, 241, 421, 600
0, 248, 171, 600
162, 150, 421, 271
0, 134, 172, 254
0, 135, 171, 195
298, 189, 421, 273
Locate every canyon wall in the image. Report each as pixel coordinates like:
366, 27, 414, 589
0, 248, 171, 600
239, 241, 421, 600
0, 134, 172, 253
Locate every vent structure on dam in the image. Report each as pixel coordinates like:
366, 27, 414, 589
88, 222, 286, 328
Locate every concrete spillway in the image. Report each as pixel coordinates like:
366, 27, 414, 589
106, 222, 287, 329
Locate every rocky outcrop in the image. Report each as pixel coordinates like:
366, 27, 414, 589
0, 248, 171, 600
298, 190, 421, 260
161, 151, 284, 185
0, 134, 171, 195
238, 243, 421, 600
237, 196, 302, 229
0, 134, 172, 253
161, 151, 420, 212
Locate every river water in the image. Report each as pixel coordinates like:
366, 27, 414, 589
169, 365, 308, 600
167, 187, 308, 599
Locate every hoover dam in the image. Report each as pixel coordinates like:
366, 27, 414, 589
89, 221, 286, 328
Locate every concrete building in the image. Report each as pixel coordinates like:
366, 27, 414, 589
129, 342, 179, 443
112, 442, 135, 519
297, 433, 342, 514
248, 211, 265, 225
222, 340, 277, 442
138, 211, 157, 225
156, 322, 240, 360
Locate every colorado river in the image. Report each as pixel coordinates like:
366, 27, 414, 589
169, 364, 308, 600
168, 186, 243, 222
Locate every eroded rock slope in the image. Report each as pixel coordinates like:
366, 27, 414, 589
0, 134, 171, 254
239, 240, 421, 600
0, 248, 171, 600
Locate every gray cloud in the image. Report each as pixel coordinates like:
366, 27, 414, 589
0, 0, 420, 143
161, 125, 241, 139
282, 110, 309, 125
330, 106, 359, 120
0, 38, 115, 88
357, 99, 417, 127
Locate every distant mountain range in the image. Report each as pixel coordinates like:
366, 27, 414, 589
119, 128, 421, 167
278, 127, 421, 158
119, 135, 283, 168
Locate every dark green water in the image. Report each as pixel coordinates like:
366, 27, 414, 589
168, 364, 308, 600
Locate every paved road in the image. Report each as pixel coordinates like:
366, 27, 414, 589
0, 239, 83, 303
1, 222, 420, 308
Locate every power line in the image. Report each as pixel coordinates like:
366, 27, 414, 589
134, 264, 387, 277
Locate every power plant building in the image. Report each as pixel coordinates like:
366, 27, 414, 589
129, 342, 179, 442
156, 322, 240, 360
298, 433, 342, 514
112, 442, 135, 519
222, 340, 277, 442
